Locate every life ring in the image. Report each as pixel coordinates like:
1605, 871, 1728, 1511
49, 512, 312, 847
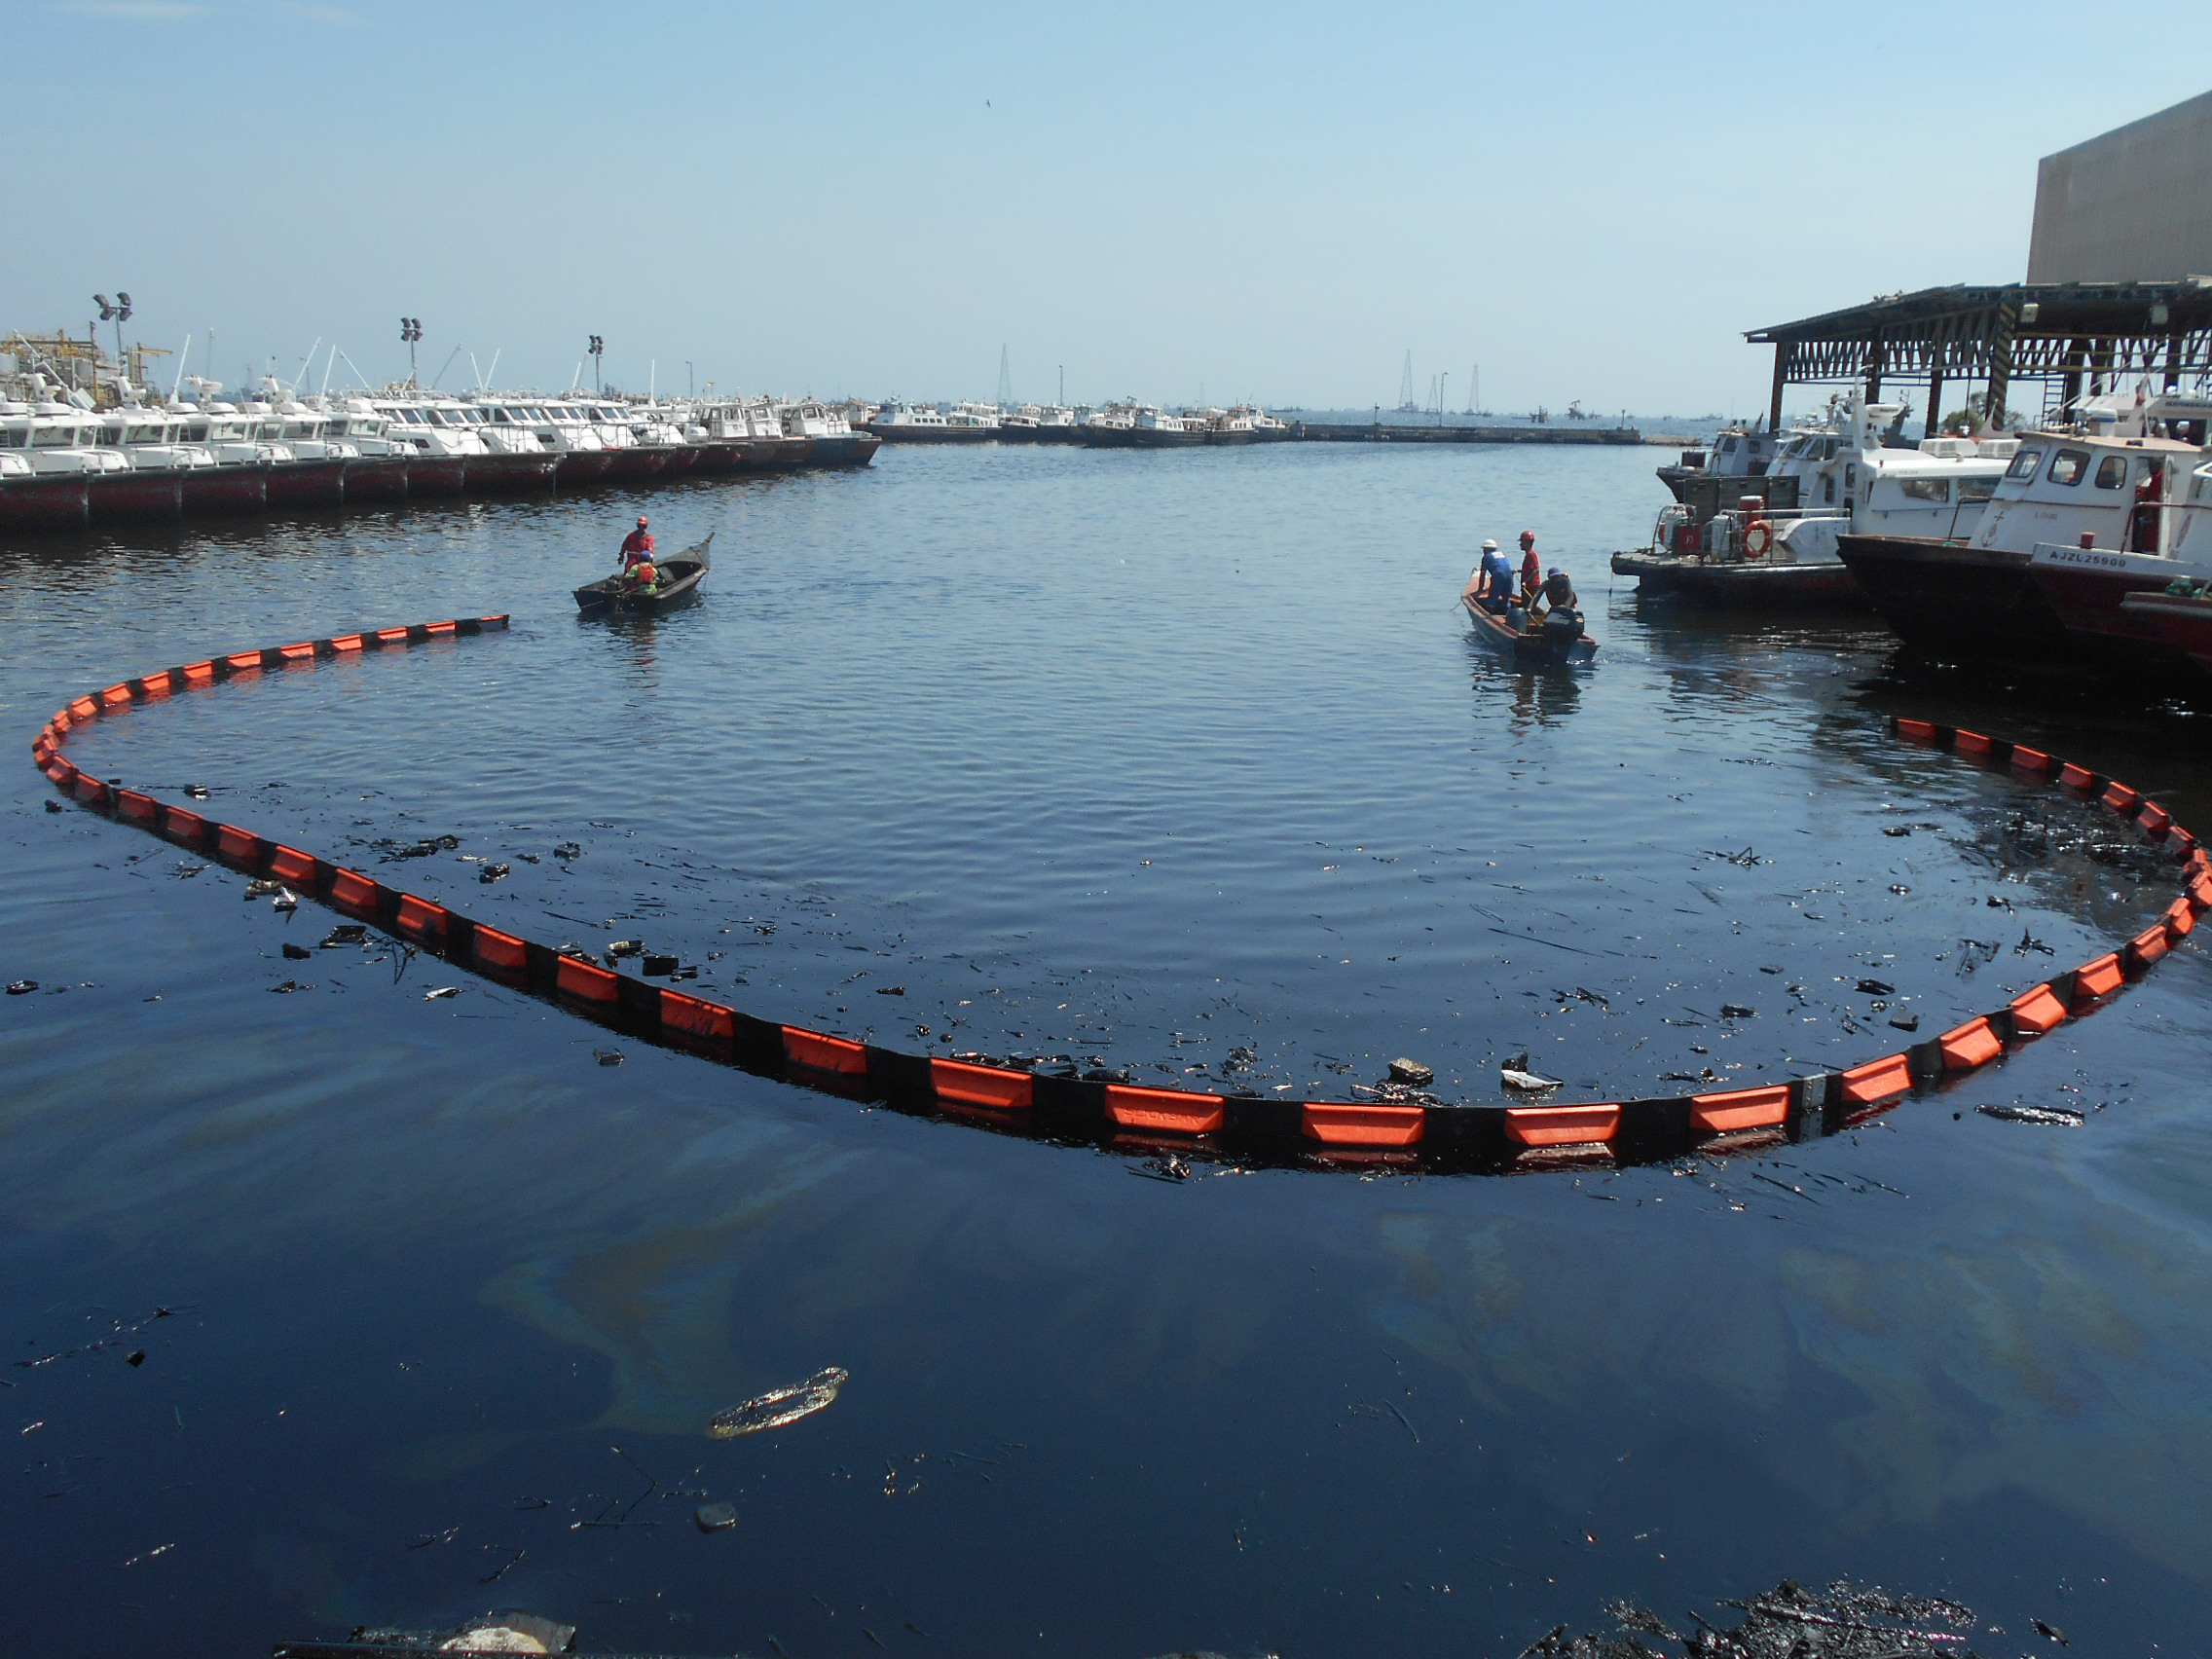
1742, 519, 1773, 559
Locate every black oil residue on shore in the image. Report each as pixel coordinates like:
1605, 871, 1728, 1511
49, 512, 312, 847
4, 444, 2210, 1654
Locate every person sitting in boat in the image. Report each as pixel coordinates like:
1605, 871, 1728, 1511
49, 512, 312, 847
1529, 567, 1583, 645
1466, 538, 1515, 613
1518, 531, 1542, 601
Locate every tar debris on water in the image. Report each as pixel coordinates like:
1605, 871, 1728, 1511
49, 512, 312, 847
709, 1365, 849, 1439
320, 925, 366, 948
243, 879, 281, 900
1500, 1053, 1564, 1095
1530, 1575, 1978, 1658
478, 862, 510, 884
183, 785, 209, 800
7, 981, 35, 996
1855, 978, 1896, 995
693, 1501, 738, 1532
43, 799, 60, 814
1978, 1103, 2085, 1126
1388, 1056, 1434, 1087
593, 1049, 624, 1066
282, 942, 312, 960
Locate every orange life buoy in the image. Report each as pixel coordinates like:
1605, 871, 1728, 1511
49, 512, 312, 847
1742, 518, 1772, 558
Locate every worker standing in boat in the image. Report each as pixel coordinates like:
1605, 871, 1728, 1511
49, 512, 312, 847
1465, 538, 1515, 614
1517, 531, 1542, 602
618, 515, 658, 591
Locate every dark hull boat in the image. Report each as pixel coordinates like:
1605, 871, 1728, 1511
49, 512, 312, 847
1835, 535, 2088, 663
574, 533, 712, 615
1610, 546, 1863, 608
1461, 590, 1598, 666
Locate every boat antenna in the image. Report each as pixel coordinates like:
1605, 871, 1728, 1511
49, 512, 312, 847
570, 362, 582, 393
169, 334, 192, 401
428, 345, 461, 390
289, 337, 320, 394
318, 344, 338, 398
996, 345, 1013, 407
484, 349, 499, 391
337, 347, 372, 389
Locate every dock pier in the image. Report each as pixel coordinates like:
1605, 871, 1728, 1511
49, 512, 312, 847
1293, 422, 1641, 446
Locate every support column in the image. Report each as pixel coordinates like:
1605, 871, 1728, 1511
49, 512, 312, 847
1864, 331, 1885, 402
1925, 369, 1945, 439
2165, 332, 2183, 392
1768, 345, 1787, 432
2061, 336, 2089, 412
1985, 301, 2018, 428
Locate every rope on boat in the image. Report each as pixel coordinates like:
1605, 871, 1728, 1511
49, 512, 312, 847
27, 622, 2209, 1174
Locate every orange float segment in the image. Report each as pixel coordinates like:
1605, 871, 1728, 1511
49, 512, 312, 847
71, 771, 108, 804
1106, 1084, 1226, 1134
2056, 761, 2095, 790
661, 989, 737, 1040
1504, 1103, 1620, 1146
784, 1027, 867, 1074
1938, 1016, 2005, 1072
2127, 924, 2170, 967
1839, 1053, 1911, 1105
471, 927, 529, 973
181, 660, 216, 685
41, 755, 72, 785
99, 682, 133, 708
269, 845, 318, 886
555, 954, 620, 1003
375, 626, 410, 645
1952, 729, 1993, 756
930, 1057, 1035, 1111
393, 894, 447, 943
2188, 873, 2212, 911
1894, 718, 1938, 742
277, 642, 316, 662
1302, 1102, 1425, 1146
329, 634, 364, 653
2165, 898, 2195, 940
2009, 983, 2070, 1036
1688, 1085, 1789, 1132
2102, 781, 2141, 814
115, 790, 157, 822
69, 696, 98, 721
215, 825, 260, 865
327, 867, 380, 917
225, 650, 262, 674
2009, 744, 2052, 773
2073, 952, 2124, 1001
2139, 802, 2172, 835
425, 619, 458, 637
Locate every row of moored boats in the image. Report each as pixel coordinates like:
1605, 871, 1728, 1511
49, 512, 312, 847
0, 376, 877, 531
1612, 387, 2212, 686
863, 399, 1294, 446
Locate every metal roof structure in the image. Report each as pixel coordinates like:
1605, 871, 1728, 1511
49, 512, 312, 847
1742, 277, 2212, 430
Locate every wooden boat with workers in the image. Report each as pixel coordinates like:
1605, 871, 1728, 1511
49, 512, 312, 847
1460, 581, 1598, 666
574, 532, 712, 615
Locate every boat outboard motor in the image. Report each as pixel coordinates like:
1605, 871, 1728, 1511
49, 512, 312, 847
1540, 607, 1584, 647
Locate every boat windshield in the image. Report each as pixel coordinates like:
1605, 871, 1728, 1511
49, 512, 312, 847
2005, 447, 2045, 480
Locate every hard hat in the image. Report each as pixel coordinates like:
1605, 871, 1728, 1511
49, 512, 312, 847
1480, 538, 1498, 551
636, 516, 648, 527
1519, 530, 1536, 543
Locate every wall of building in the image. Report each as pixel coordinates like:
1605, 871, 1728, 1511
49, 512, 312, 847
2027, 90, 2212, 283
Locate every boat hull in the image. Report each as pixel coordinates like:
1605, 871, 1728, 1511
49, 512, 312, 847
1085, 425, 1203, 449
181, 464, 268, 513
265, 459, 348, 509
1461, 593, 1598, 666
466, 452, 560, 493
2022, 544, 2210, 671
2119, 593, 2212, 679
801, 432, 879, 468
869, 424, 997, 443
1834, 535, 2079, 661
405, 456, 469, 498
343, 457, 410, 502
574, 535, 712, 615
553, 450, 615, 486
0, 475, 91, 531
1610, 547, 1865, 608
602, 448, 669, 483
89, 470, 184, 523
686, 442, 747, 477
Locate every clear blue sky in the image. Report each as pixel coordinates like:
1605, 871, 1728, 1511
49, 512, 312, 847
18, 1, 2211, 415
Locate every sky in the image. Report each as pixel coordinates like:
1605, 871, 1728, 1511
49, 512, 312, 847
15, 1, 2211, 416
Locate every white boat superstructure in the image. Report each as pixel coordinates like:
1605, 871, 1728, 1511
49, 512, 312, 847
0, 402, 131, 475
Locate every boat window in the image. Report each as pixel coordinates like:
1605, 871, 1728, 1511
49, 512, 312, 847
1718, 436, 1737, 454
2047, 449, 2089, 486
1899, 477, 1950, 501
2093, 455, 2127, 489
2006, 447, 2045, 480
0, 429, 24, 448
1822, 475, 1835, 504
33, 427, 72, 446
1960, 476, 1999, 501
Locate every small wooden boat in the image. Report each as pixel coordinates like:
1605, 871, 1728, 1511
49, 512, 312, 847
1461, 587, 1598, 666
574, 533, 712, 614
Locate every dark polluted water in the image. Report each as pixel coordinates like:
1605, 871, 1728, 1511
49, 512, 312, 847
4, 442, 2212, 1656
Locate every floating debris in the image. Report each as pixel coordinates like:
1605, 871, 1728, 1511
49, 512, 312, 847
1882, 825, 1912, 837
1855, 978, 1896, 996
1500, 1053, 1563, 1096
43, 799, 61, 813
267, 980, 310, 994
709, 1365, 849, 1439
320, 925, 366, 948
1888, 1015, 1920, 1032
183, 785, 209, 800
694, 1501, 739, 1532
1978, 1104, 2085, 1126
874, 983, 906, 996
1531, 1576, 1977, 1659
1388, 1056, 1435, 1087
594, 1049, 624, 1067
424, 986, 460, 1001
282, 943, 312, 961
606, 940, 645, 959
271, 888, 298, 912
644, 955, 680, 977
1719, 1004, 1755, 1019
478, 863, 510, 884
553, 841, 580, 861
243, 878, 282, 899
6, 981, 35, 997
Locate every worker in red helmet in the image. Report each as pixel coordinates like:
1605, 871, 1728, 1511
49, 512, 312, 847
1517, 531, 1541, 603
619, 522, 649, 592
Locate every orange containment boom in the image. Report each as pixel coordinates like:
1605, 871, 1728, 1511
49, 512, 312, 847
22, 612, 2196, 1177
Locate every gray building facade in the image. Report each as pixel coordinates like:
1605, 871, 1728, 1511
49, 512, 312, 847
2027, 91, 2212, 283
